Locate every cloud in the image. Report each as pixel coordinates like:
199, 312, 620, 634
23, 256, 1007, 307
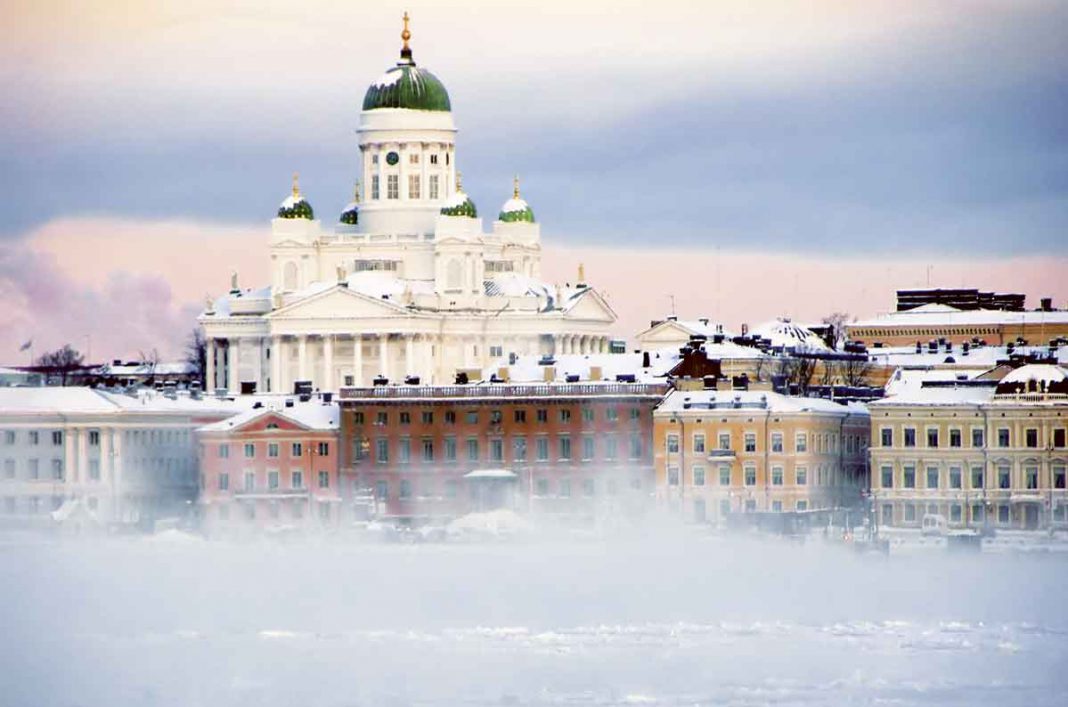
5, 216, 1067, 364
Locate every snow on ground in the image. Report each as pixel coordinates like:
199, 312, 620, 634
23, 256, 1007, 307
1, 533, 1066, 706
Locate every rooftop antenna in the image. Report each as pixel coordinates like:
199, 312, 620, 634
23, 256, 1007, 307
669, 294, 676, 317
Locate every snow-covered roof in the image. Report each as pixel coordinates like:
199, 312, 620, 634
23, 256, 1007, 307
999, 364, 1067, 387
483, 273, 553, 299
463, 469, 517, 480
0, 387, 257, 417
95, 361, 195, 377
852, 305, 1068, 328
867, 344, 1068, 369
197, 400, 339, 433
488, 352, 674, 384
751, 318, 830, 352
500, 197, 529, 214
206, 285, 273, 317
658, 389, 868, 416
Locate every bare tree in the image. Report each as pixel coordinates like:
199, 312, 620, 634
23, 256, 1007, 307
184, 329, 207, 387
138, 348, 161, 385
819, 359, 837, 387
821, 312, 851, 350
838, 355, 875, 387
776, 355, 818, 394
36, 344, 85, 386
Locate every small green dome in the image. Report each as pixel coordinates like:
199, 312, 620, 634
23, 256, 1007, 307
363, 62, 451, 113
278, 176, 313, 219
499, 197, 535, 223
339, 202, 359, 225
440, 190, 477, 218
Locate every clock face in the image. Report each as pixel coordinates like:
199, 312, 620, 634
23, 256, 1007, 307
386, 151, 400, 166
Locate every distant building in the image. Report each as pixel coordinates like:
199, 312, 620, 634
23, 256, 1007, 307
654, 389, 870, 523
0, 388, 244, 530
896, 288, 1027, 312
636, 317, 735, 352
0, 367, 43, 387
196, 398, 341, 533
869, 363, 1068, 531
847, 303, 1068, 348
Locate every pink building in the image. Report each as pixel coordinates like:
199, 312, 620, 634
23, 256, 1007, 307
196, 398, 340, 533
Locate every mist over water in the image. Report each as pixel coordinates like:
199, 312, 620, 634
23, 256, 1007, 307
2, 533, 1066, 706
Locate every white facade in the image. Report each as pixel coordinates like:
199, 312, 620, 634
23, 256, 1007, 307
199, 32, 617, 394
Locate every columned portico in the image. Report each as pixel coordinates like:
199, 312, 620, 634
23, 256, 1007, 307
298, 335, 308, 383
228, 337, 241, 392
271, 336, 283, 393
353, 334, 363, 387
323, 334, 334, 391
206, 338, 216, 391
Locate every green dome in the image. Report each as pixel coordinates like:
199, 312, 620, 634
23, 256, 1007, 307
339, 201, 359, 225
440, 191, 477, 218
363, 62, 451, 113
278, 175, 313, 219
499, 197, 535, 223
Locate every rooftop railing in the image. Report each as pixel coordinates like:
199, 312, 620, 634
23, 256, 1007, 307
340, 382, 669, 401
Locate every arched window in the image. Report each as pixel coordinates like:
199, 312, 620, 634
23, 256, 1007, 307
283, 261, 299, 291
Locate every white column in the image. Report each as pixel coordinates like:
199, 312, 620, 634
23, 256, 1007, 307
271, 336, 283, 393
254, 337, 264, 392
379, 335, 390, 379
405, 335, 414, 377
100, 427, 112, 485
298, 335, 308, 383
353, 335, 363, 386
323, 335, 334, 391
111, 428, 123, 522
228, 337, 241, 392
205, 337, 216, 391
76, 428, 87, 486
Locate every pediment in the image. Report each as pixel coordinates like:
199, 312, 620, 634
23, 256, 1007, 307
268, 286, 407, 320
563, 288, 618, 323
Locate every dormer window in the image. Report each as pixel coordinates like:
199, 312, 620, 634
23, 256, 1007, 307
409, 153, 420, 165
430, 154, 439, 165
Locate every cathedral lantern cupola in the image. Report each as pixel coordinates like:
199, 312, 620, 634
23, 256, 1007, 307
277, 172, 314, 219
339, 181, 361, 225
362, 12, 451, 113
440, 171, 478, 218
498, 175, 535, 223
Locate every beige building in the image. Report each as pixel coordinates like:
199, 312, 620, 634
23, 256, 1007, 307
654, 388, 870, 523
848, 303, 1068, 348
869, 364, 1068, 530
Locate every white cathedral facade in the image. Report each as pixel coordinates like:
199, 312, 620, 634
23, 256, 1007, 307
199, 17, 617, 393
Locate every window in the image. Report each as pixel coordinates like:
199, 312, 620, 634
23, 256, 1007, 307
880, 428, 893, 447
371, 174, 380, 200
904, 504, 916, 522
970, 466, 984, 489
667, 466, 679, 486
667, 434, 679, 454
399, 412, 411, 425
88, 460, 100, 481
796, 433, 807, 453
421, 411, 434, 425
535, 479, 549, 496
926, 428, 939, 448
693, 433, 705, 453
559, 409, 571, 423
466, 438, 479, 461
771, 432, 783, 453
374, 411, 388, 427
1025, 429, 1038, 449
1025, 466, 1038, 490
399, 479, 412, 499
445, 437, 457, 461
398, 438, 411, 464
560, 479, 571, 497
422, 438, 434, 462
27, 459, 38, 480
903, 466, 916, 489
88, 430, 99, 446
429, 174, 439, 199
292, 470, 303, 489
268, 471, 280, 490
998, 463, 1011, 489
218, 473, 229, 491
559, 436, 571, 460
444, 411, 456, 425
972, 428, 984, 448
604, 435, 617, 460
971, 504, 985, 524
268, 443, 279, 458
772, 501, 783, 512
489, 410, 503, 425
445, 480, 458, 498
949, 429, 962, 448
353, 412, 365, 425
375, 438, 389, 463
430, 154, 439, 165
926, 467, 939, 489
29, 431, 39, 445
950, 504, 962, 523
744, 433, 756, 453
513, 437, 527, 461
536, 409, 548, 424
491, 438, 504, 462
291, 443, 303, 458
904, 428, 916, 448
949, 466, 962, 489
744, 466, 756, 486
583, 479, 595, 497
630, 408, 641, 421
318, 471, 329, 488
52, 430, 63, 446
997, 505, 1009, 524
1054, 429, 1066, 448
771, 466, 783, 486
317, 442, 329, 456
386, 174, 399, 199
3, 459, 14, 479
408, 153, 419, 165
582, 408, 594, 423
796, 466, 808, 486
718, 433, 731, 450
693, 466, 705, 486
1055, 465, 1066, 489
244, 471, 255, 492
244, 443, 255, 459
375, 480, 388, 499
465, 411, 479, 425
582, 436, 594, 460
514, 410, 527, 423
998, 428, 1010, 448
606, 407, 619, 422
536, 437, 549, 461
719, 465, 731, 486
880, 465, 893, 488
629, 433, 642, 459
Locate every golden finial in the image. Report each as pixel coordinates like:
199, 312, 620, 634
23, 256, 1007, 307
578, 263, 585, 283
291, 172, 300, 198
456, 170, 463, 192
353, 180, 361, 203
513, 174, 520, 199
401, 11, 411, 50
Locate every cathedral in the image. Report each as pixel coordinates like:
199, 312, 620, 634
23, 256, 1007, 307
199, 15, 618, 393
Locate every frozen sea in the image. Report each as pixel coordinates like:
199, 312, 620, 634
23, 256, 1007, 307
1, 531, 1066, 706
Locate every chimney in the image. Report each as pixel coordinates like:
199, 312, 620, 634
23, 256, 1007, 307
543, 366, 556, 382
1040, 297, 1052, 312
497, 367, 510, 382
589, 365, 603, 381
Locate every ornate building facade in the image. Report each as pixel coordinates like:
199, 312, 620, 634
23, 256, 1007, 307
199, 16, 617, 394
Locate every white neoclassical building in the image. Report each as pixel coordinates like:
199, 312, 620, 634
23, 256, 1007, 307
199, 16, 617, 394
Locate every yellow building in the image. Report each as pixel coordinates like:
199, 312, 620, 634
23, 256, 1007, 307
869, 364, 1068, 530
654, 389, 870, 522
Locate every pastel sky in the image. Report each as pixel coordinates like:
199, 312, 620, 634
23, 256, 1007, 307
2, 0, 1066, 360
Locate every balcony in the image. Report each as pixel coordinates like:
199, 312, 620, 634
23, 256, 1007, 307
707, 449, 736, 460
232, 488, 310, 500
